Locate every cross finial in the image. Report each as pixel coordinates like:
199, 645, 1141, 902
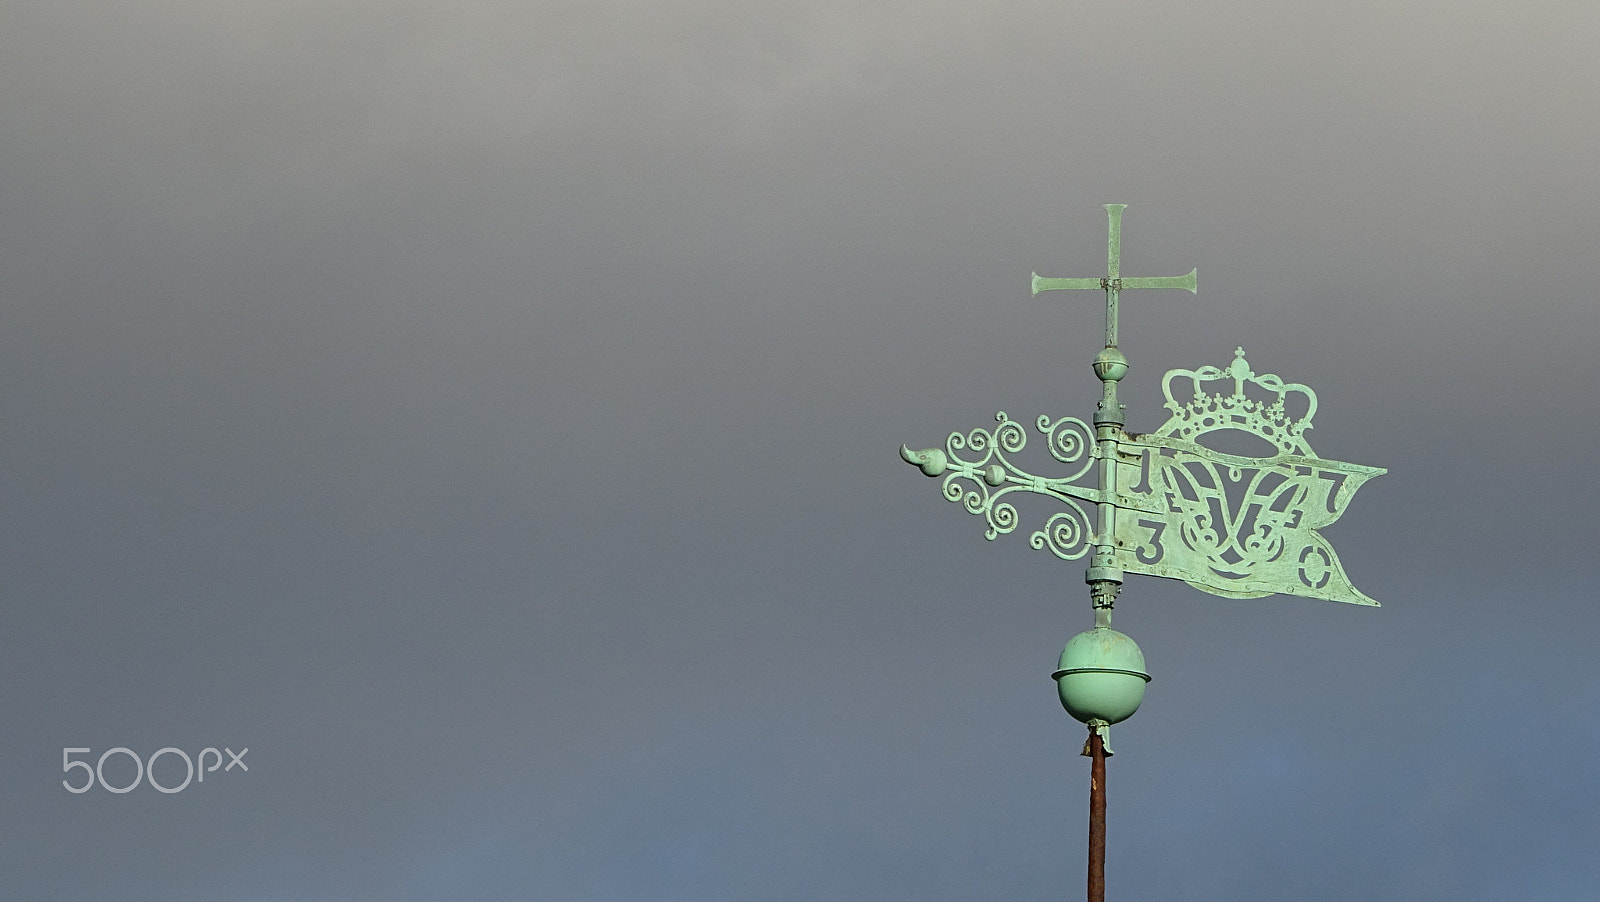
1031, 204, 1197, 349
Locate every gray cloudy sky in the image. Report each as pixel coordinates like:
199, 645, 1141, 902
5, 1, 1600, 899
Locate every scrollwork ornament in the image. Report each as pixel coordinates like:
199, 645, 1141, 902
957, 478, 986, 515
1029, 503, 1093, 560
1035, 414, 1095, 481
995, 412, 1027, 454
987, 499, 1018, 540
942, 473, 970, 505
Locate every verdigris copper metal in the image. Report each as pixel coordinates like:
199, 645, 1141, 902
900, 205, 1385, 607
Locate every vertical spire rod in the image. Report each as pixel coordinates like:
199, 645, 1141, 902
1087, 725, 1107, 902
1104, 203, 1124, 348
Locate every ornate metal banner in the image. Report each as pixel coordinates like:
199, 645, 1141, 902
1115, 349, 1383, 604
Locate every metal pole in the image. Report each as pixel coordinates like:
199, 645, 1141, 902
1087, 727, 1106, 902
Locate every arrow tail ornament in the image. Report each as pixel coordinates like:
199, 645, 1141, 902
902, 412, 1101, 555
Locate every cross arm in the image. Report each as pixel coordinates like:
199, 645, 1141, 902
1031, 274, 1103, 293
1031, 270, 1198, 295
1119, 269, 1197, 292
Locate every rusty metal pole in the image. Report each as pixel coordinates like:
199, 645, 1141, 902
1087, 727, 1106, 902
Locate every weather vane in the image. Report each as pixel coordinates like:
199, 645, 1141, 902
898, 204, 1384, 902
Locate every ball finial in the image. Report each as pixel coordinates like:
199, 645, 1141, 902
1053, 627, 1150, 726
1092, 346, 1128, 382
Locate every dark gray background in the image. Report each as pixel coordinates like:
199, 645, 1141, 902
5, 2, 1597, 899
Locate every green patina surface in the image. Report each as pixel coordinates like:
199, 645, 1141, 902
901, 205, 1385, 606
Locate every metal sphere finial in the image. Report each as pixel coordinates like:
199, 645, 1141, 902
1052, 627, 1151, 727
1092, 346, 1128, 382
